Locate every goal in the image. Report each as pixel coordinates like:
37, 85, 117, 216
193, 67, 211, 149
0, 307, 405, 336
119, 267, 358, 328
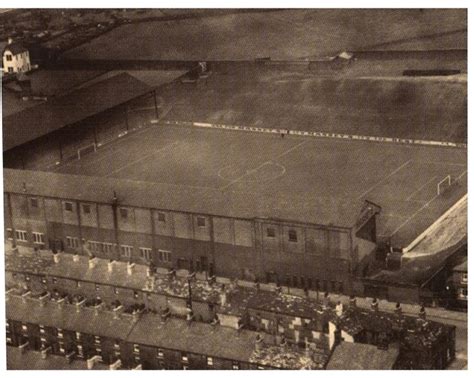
437, 175, 451, 196
77, 143, 97, 160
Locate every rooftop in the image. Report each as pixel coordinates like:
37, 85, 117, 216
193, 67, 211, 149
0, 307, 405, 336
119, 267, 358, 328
6, 292, 313, 368
6, 346, 108, 370
3, 72, 152, 151
326, 342, 399, 370
452, 258, 467, 273
3, 41, 28, 55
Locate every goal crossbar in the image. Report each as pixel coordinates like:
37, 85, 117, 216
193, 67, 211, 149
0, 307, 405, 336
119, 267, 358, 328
437, 175, 451, 196
77, 143, 97, 160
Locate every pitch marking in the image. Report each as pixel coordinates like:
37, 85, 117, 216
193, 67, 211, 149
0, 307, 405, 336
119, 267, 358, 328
357, 159, 412, 200
405, 176, 438, 201
104, 141, 181, 178
219, 140, 308, 190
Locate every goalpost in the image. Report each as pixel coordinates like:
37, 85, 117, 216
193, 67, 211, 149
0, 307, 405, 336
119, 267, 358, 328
437, 175, 451, 196
77, 143, 97, 160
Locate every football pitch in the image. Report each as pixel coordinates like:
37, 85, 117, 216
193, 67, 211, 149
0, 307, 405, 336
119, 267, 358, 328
49, 124, 467, 248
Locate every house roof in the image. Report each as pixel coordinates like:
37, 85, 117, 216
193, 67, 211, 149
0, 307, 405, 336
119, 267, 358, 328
2, 72, 152, 151
7, 346, 108, 370
452, 258, 467, 272
326, 342, 399, 370
127, 314, 257, 362
6, 294, 137, 340
3, 42, 28, 56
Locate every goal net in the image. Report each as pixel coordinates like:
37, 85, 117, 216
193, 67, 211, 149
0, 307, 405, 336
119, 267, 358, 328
437, 175, 451, 196
77, 143, 97, 160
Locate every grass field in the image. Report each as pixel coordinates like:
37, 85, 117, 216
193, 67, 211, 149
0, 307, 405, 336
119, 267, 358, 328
63, 9, 466, 61
46, 124, 467, 248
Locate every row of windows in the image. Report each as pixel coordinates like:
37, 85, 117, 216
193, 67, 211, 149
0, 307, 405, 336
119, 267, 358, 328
62, 201, 208, 227
267, 227, 298, 242
61, 201, 207, 226
7, 229, 44, 244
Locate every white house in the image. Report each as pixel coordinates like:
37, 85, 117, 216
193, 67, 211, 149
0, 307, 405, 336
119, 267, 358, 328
3, 38, 31, 74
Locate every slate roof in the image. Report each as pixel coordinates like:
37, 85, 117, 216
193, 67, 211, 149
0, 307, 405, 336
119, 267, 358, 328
7, 346, 108, 370
3, 72, 152, 151
326, 342, 399, 370
6, 294, 136, 340
127, 314, 257, 363
452, 258, 467, 272
3, 42, 28, 56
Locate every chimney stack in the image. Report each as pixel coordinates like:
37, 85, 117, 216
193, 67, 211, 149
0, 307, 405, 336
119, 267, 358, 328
322, 292, 330, 309
349, 295, 357, 309
127, 262, 135, 275
371, 298, 379, 312
186, 306, 194, 326
21, 291, 32, 303
394, 302, 402, 316
66, 351, 76, 364
88, 256, 97, 269
39, 292, 51, 307
40, 346, 52, 359
75, 298, 86, 312
113, 304, 124, 319
53, 251, 60, 264
109, 359, 122, 370
108, 260, 115, 273
161, 305, 171, 322
418, 306, 426, 320
255, 333, 264, 351
87, 355, 102, 370
8, 37, 13, 45
94, 301, 104, 316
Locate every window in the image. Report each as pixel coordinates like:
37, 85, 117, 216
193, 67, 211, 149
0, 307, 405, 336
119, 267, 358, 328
8, 67, 13, 73
82, 204, 91, 214
15, 230, 28, 242
66, 236, 79, 249
120, 208, 128, 219
139, 247, 152, 261
157, 212, 166, 223
89, 241, 101, 253
288, 229, 298, 242
30, 198, 38, 208
197, 216, 206, 227
158, 250, 171, 263
33, 232, 44, 244
22, 324, 28, 332
64, 202, 74, 212
266, 228, 275, 238
207, 357, 213, 367
133, 291, 139, 299
462, 273, 467, 283
6, 54, 12, 61
181, 353, 188, 363
120, 245, 133, 258
6, 228, 13, 240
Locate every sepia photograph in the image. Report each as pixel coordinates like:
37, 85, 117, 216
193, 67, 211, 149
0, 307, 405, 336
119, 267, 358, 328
1, 3, 468, 371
